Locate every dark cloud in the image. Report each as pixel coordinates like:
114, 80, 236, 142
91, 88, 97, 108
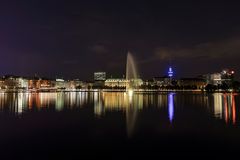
62, 60, 79, 65
89, 45, 109, 54
153, 36, 240, 61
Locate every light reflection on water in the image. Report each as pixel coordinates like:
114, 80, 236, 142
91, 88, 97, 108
168, 93, 174, 123
213, 93, 237, 124
0, 92, 238, 126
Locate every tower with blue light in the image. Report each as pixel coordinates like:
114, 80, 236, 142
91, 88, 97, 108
168, 66, 173, 78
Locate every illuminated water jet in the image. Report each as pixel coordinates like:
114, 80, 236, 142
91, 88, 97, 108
126, 52, 138, 91
128, 89, 133, 97
125, 52, 139, 137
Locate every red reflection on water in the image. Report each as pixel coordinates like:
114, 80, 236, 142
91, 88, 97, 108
232, 95, 236, 125
224, 94, 228, 123
222, 94, 237, 125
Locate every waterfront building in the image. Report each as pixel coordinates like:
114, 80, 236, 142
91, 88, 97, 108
55, 79, 66, 89
94, 72, 106, 81
73, 79, 84, 89
28, 76, 41, 89
93, 72, 106, 89
3, 76, 17, 89
3, 75, 28, 90
0, 78, 4, 89
206, 73, 222, 85
39, 78, 55, 89
105, 78, 129, 88
16, 77, 28, 89
221, 69, 234, 85
105, 78, 143, 89
205, 69, 235, 86
28, 77, 55, 90
65, 79, 84, 90
130, 78, 144, 88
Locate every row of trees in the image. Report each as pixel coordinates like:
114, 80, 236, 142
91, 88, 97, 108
205, 81, 240, 92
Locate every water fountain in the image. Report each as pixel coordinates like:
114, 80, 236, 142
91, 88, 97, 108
126, 52, 138, 92
125, 52, 139, 137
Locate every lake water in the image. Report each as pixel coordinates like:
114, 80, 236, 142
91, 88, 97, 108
0, 92, 239, 158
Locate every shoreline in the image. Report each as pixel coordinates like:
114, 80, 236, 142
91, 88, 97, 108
0, 89, 238, 94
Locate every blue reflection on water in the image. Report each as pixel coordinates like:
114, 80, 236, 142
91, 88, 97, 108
168, 93, 175, 123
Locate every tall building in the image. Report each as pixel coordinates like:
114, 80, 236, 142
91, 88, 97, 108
55, 79, 65, 89
94, 72, 106, 81
94, 72, 106, 88
168, 66, 173, 78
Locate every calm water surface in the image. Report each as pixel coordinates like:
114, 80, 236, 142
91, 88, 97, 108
0, 92, 239, 158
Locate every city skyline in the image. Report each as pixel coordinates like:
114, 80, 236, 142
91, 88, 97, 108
0, 66, 236, 81
0, 1, 240, 79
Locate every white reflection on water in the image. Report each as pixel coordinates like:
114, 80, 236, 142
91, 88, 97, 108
56, 92, 64, 111
17, 93, 24, 114
213, 93, 223, 119
213, 93, 237, 124
94, 92, 104, 116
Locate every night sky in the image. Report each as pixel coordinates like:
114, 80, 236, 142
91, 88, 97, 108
1, 0, 240, 80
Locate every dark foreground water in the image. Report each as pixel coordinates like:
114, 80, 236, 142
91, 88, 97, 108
0, 91, 239, 158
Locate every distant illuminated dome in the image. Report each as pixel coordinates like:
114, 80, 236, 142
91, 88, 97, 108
168, 66, 173, 78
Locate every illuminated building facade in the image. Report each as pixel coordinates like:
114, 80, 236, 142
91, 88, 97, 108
94, 72, 106, 81
105, 78, 129, 88
93, 72, 106, 88
221, 69, 235, 85
206, 73, 222, 85
65, 79, 84, 90
0, 78, 4, 89
16, 77, 28, 89
28, 77, 54, 90
104, 78, 143, 88
39, 79, 54, 89
128, 78, 144, 88
3, 75, 28, 90
205, 69, 235, 86
28, 77, 41, 89
55, 79, 65, 89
